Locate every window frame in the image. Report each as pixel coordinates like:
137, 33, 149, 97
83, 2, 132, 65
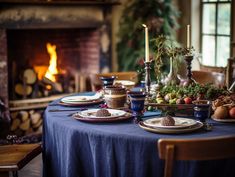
200, 0, 232, 66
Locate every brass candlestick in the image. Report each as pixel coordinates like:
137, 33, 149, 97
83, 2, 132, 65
183, 54, 196, 86
144, 61, 151, 97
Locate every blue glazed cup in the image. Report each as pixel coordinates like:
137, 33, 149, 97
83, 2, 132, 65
193, 100, 211, 122
100, 76, 116, 88
128, 91, 146, 117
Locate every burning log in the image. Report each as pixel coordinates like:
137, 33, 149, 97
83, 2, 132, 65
42, 76, 63, 93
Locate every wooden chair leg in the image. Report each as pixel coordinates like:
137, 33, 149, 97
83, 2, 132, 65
0, 172, 9, 177
12, 171, 18, 177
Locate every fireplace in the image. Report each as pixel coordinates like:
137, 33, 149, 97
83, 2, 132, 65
7, 28, 101, 100
0, 0, 118, 136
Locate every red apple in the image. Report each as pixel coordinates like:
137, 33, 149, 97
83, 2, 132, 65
229, 107, 235, 119
184, 97, 192, 104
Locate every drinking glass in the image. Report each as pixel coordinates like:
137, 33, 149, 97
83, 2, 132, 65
193, 100, 212, 130
100, 76, 116, 88
128, 91, 146, 122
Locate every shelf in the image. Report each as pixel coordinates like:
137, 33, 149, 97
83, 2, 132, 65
0, 0, 121, 6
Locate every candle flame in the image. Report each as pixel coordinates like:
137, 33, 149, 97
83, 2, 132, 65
45, 43, 58, 82
142, 24, 147, 28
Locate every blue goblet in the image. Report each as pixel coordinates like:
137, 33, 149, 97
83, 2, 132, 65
193, 100, 213, 130
128, 91, 146, 122
100, 76, 116, 88
193, 100, 211, 123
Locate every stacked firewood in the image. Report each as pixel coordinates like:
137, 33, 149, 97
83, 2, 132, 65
13, 68, 76, 99
10, 110, 43, 136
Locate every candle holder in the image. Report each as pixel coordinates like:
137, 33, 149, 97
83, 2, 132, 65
183, 54, 196, 86
144, 61, 151, 98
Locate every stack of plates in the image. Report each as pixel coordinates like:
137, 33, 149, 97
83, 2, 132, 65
139, 117, 203, 134
60, 93, 103, 106
73, 108, 132, 122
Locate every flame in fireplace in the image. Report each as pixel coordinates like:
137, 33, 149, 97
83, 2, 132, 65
45, 43, 58, 82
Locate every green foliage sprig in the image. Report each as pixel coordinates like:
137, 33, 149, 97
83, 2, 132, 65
157, 83, 228, 100
117, 0, 179, 72
153, 35, 193, 82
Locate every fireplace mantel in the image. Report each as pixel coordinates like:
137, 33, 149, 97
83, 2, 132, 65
0, 0, 118, 105
0, 0, 120, 6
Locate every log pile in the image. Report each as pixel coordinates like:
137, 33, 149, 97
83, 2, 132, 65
10, 110, 43, 136
13, 68, 81, 99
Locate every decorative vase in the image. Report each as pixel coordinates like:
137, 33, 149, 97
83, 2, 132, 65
164, 57, 180, 85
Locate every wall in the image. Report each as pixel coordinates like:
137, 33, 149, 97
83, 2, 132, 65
111, 0, 129, 72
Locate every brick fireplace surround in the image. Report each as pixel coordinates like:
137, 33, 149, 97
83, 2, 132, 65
0, 0, 119, 106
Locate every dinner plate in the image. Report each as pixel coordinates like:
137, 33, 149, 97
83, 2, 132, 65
114, 80, 135, 86
211, 117, 235, 123
61, 94, 102, 103
143, 117, 197, 129
139, 121, 203, 134
59, 99, 103, 107
73, 112, 132, 122
77, 109, 126, 119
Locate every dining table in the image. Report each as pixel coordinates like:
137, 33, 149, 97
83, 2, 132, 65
43, 92, 235, 177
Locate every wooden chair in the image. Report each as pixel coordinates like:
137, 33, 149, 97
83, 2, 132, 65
192, 70, 225, 87
89, 71, 138, 91
158, 136, 235, 177
0, 143, 42, 177
199, 62, 226, 74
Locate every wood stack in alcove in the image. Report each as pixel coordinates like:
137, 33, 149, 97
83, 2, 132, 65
10, 110, 43, 136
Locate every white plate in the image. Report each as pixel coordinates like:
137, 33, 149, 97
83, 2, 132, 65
211, 117, 235, 122
77, 109, 126, 119
143, 117, 198, 129
114, 80, 135, 86
61, 93, 101, 103
139, 121, 203, 134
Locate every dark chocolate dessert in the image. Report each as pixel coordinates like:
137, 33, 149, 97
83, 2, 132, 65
161, 115, 175, 126
96, 109, 111, 117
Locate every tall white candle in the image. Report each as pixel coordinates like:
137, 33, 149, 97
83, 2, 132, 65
187, 25, 191, 49
142, 24, 149, 62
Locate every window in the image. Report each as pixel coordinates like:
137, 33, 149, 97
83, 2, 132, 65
201, 0, 231, 67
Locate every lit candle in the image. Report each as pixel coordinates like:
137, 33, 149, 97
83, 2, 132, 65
187, 24, 191, 49
142, 24, 149, 62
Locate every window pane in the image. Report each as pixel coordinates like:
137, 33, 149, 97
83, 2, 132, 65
218, 4, 231, 35
216, 36, 230, 66
202, 4, 216, 34
208, 0, 218, 2
202, 35, 215, 66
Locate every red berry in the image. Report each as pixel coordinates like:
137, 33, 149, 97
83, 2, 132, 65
184, 97, 192, 104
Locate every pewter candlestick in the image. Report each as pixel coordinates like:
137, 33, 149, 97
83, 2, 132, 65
183, 54, 196, 86
144, 61, 151, 97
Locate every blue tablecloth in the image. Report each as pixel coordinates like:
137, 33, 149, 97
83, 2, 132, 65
43, 92, 235, 177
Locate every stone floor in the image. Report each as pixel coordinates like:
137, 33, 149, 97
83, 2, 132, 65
15, 154, 42, 177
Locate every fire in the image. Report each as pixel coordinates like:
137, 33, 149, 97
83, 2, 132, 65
45, 43, 58, 82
